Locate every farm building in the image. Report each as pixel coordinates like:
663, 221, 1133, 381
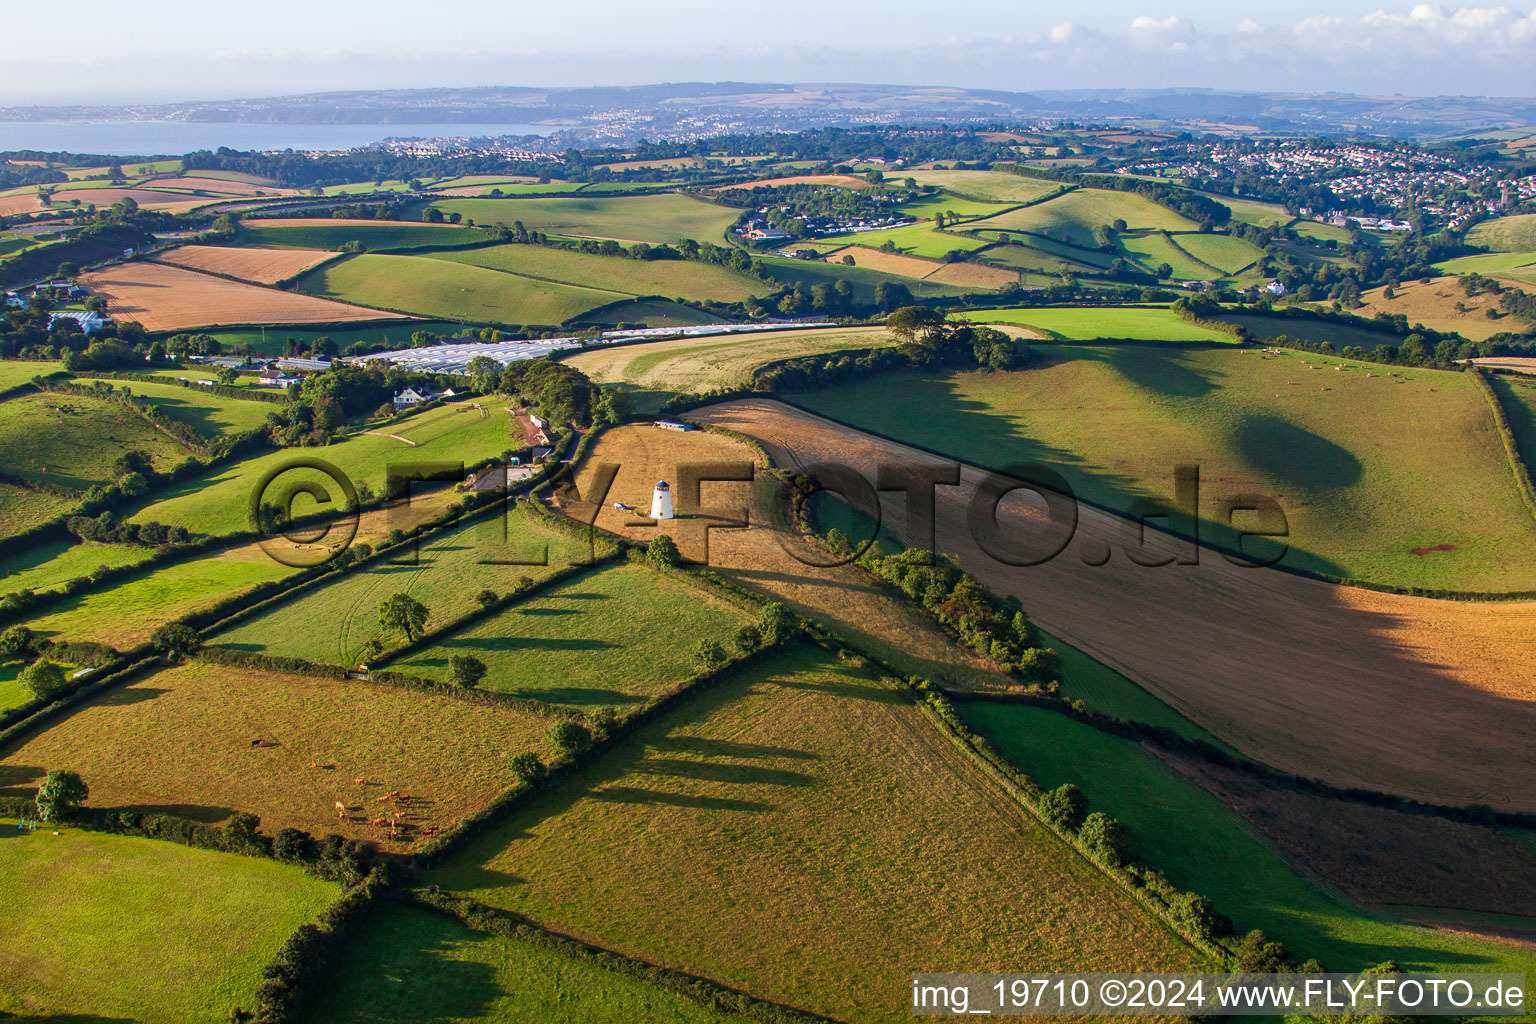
47, 310, 107, 334
394, 387, 429, 408
1265, 280, 1288, 296
654, 420, 696, 432
257, 372, 300, 388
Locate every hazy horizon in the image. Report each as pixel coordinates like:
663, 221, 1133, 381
3, 1, 1534, 106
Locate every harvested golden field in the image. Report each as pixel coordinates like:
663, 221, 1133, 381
0, 661, 552, 850
77, 262, 408, 331
37, 187, 214, 213
826, 245, 1016, 288
556, 424, 1011, 689
0, 193, 42, 216
155, 245, 339, 284
691, 399, 1536, 813
923, 260, 1019, 288
144, 176, 294, 196
1356, 279, 1531, 341
1472, 357, 1536, 375
432, 646, 1202, 1023
714, 174, 873, 190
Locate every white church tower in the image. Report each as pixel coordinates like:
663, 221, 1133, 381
650, 480, 674, 520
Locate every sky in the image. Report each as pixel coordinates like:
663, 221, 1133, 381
2, 1, 1534, 104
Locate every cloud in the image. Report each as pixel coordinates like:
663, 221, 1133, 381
1128, 15, 1197, 52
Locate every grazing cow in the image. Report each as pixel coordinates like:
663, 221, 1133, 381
334, 801, 346, 820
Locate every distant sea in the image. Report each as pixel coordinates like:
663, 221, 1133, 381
0, 121, 570, 156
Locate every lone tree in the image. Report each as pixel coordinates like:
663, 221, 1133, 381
449, 654, 487, 689
150, 622, 201, 657
378, 593, 429, 642
691, 639, 727, 671
36, 769, 88, 822
646, 534, 680, 569
547, 719, 592, 756
1039, 783, 1087, 832
18, 660, 66, 702
509, 751, 546, 783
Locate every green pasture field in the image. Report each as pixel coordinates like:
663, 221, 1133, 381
1171, 232, 1265, 275
196, 319, 465, 358
1197, 192, 1294, 228
318, 181, 415, 196
0, 390, 194, 490
1491, 374, 1536, 475
574, 299, 727, 328
969, 189, 1198, 247
0, 481, 75, 541
809, 221, 992, 259
0, 825, 336, 1023
896, 193, 1019, 223
0, 360, 58, 390
426, 243, 768, 303
759, 256, 968, 301
241, 220, 487, 251
1292, 220, 1355, 243
959, 306, 1236, 342
565, 325, 897, 411
24, 548, 294, 648
976, 231, 1117, 268
0, 538, 154, 598
74, 377, 276, 437
130, 398, 518, 537
421, 195, 741, 245
299, 903, 756, 1024
794, 344, 1536, 591
962, 703, 1536, 977
1217, 312, 1404, 350
431, 645, 1202, 1023
901, 170, 1064, 204
210, 510, 602, 666
299, 253, 624, 325
393, 563, 747, 707
972, 243, 1082, 275
1468, 213, 1536, 252
1117, 231, 1209, 280
1435, 251, 1536, 281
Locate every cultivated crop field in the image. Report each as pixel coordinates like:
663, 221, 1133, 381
0, 824, 335, 1022
392, 563, 748, 707
0, 389, 192, 489
426, 243, 768, 303
0, 661, 553, 849
959, 305, 1236, 341
423, 195, 742, 245
209, 510, 602, 666
299, 253, 626, 325
564, 324, 898, 409
692, 398, 1536, 813
78, 262, 409, 332
431, 646, 1202, 1023
241, 218, 487, 251
156, 244, 340, 284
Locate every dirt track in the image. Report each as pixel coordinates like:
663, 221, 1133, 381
692, 398, 1536, 813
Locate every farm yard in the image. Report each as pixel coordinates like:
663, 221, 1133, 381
77, 261, 410, 332
0, 823, 335, 1022
155, 244, 341, 284
692, 398, 1536, 813
431, 646, 1204, 1023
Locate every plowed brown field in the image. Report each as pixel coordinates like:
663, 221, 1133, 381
689, 399, 1536, 813
155, 244, 339, 284
77, 262, 408, 331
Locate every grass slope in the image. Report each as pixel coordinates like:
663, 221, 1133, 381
301, 253, 624, 325
242, 220, 485, 251
961, 703, 1536, 977
75, 377, 276, 436
210, 510, 599, 666
0, 538, 154, 598
131, 399, 516, 537
970, 189, 1198, 246
431, 646, 1200, 1023
299, 904, 755, 1024
0, 825, 335, 1023
424, 195, 741, 245
0, 482, 75, 541
0, 390, 192, 489
792, 344, 1536, 591
1467, 214, 1536, 253
1170, 232, 1265, 275
427, 244, 766, 304
959, 306, 1236, 342
393, 563, 747, 707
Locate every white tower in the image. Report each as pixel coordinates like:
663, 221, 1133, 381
650, 480, 674, 520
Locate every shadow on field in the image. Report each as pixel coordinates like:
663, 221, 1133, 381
94, 686, 167, 707
592, 785, 775, 813
629, 755, 813, 788
512, 687, 645, 707
1234, 413, 1362, 491
776, 669, 906, 705
1098, 346, 1222, 399
665, 736, 821, 761
423, 636, 621, 656
0, 763, 43, 796
115, 802, 235, 823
